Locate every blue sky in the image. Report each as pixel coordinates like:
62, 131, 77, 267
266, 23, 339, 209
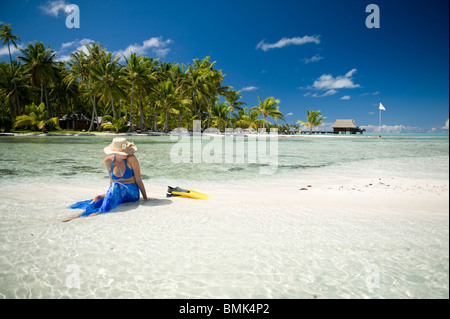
1, 0, 449, 132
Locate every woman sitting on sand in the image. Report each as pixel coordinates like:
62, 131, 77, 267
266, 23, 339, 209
64, 137, 151, 221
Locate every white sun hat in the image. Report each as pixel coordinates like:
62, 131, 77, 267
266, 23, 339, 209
104, 137, 137, 155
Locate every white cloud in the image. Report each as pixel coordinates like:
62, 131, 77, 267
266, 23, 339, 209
312, 69, 360, 90
256, 35, 320, 51
0, 43, 24, 58
286, 112, 293, 116
61, 38, 94, 51
55, 38, 94, 62
360, 124, 409, 133
40, 0, 70, 17
113, 37, 172, 59
372, 91, 380, 95
311, 89, 337, 98
55, 37, 173, 62
443, 119, 449, 130
304, 54, 323, 64
302, 69, 360, 98
153, 48, 170, 58
241, 86, 259, 92
360, 124, 445, 134
57, 55, 71, 62
60, 41, 76, 50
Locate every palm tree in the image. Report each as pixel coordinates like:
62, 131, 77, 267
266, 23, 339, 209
297, 109, 326, 135
211, 102, 231, 132
18, 41, 58, 117
92, 51, 126, 119
204, 67, 226, 127
152, 80, 190, 133
185, 57, 217, 125
136, 57, 158, 131
168, 62, 191, 129
255, 96, 285, 130
14, 102, 58, 133
101, 115, 129, 133
0, 61, 31, 117
225, 90, 246, 114
235, 106, 267, 130
123, 53, 150, 131
185, 64, 203, 122
64, 45, 99, 131
0, 25, 20, 73
0, 24, 21, 114
50, 65, 79, 117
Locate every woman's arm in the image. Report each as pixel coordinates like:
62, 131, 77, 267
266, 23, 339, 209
128, 155, 149, 200
104, 156, 113, 185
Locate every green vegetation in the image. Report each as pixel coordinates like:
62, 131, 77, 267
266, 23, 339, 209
101, 115, 129, 133
0, 24, 298, 134
13, 102, 58, 133
297, 109, 326, 135
255, 96, 284, 129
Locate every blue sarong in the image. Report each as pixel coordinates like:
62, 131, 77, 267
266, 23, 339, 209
69, 182, 140, 217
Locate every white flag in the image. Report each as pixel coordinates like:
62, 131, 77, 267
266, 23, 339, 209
379, 103, 386, 111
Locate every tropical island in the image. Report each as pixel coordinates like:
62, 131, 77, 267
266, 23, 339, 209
0, 24, 309, 135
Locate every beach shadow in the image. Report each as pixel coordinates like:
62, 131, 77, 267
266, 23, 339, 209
141, 198, 173, 207
63, 198, 173, 222
113, 198, 173, 211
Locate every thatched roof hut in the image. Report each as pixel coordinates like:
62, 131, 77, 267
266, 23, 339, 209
331, 119, 365, 134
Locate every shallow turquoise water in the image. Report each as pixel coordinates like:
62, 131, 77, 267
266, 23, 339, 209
0, 134, 448, 185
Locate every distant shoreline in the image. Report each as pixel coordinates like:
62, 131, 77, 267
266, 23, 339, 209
1, 132, 449, 138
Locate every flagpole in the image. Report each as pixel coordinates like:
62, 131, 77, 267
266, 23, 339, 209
379, 106, 382, 137
378, 102, 386, 137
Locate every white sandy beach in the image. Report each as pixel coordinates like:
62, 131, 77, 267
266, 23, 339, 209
0, 174, 448, 299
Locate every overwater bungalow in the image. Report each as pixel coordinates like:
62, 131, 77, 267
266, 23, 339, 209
331, 119, 365, 134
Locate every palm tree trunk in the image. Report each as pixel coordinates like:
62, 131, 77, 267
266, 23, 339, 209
7, 41, 13, 73
40, 83, 44, 104
129, 80, 135, 132
164, 106, 169, 133
152, 111, 158, 131
12, 81, 20, 118
102, 102, 112, 123
7, 41, 19, 113
86, 85, 97, 132
178, 113, 182, 129
44, 84, 51, 117
109, 90, 116, 119
7, 42, 21, 118
148, 105, 154, 131
139, 93, 144, 131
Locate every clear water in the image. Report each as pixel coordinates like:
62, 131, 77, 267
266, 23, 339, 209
0, 134, 448, 185
0, 134, 448, 298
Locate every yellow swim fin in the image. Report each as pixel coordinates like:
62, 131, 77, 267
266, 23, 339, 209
166, 186, 210, 200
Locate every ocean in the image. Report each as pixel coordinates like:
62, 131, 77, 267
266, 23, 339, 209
0, 133, 448, 185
